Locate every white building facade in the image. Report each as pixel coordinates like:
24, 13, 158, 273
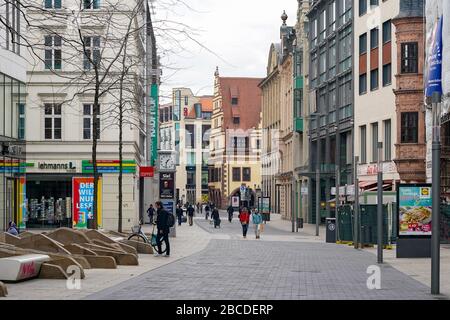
354, 0, 401, 191
22, 0, 150, 231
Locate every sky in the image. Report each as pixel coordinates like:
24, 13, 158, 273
153, 0, 298, 103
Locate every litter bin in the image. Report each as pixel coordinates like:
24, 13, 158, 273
297, 218, 304, 229
326, 218, 337, 243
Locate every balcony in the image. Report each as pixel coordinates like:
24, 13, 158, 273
294, 76, 303, 90
294, 117, 304, 133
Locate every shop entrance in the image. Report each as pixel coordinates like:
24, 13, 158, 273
26, 175, 73, 229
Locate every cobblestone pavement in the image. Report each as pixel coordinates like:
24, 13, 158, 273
88, 211, 437, 300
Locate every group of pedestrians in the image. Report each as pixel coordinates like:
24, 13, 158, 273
238, 207, 263, 239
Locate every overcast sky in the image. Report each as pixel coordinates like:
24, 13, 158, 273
153, 0, 298, 103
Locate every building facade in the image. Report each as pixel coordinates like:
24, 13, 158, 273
293, 0, 311, 224
308, 0, 354, 224
354, 0, 400, 191
160, 89, 212, 206
260, 43, 282, 214
209, 68, 262, 209
392, 0, 426, 183
23, 0, 149, 231
0, 0, 27, 231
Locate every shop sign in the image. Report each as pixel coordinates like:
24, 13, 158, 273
140, 166, 154, 178
34, 161, 78, 172
82, 160, 136, 174
397, 184, 432, 237
72, 177, 102, 229
357, 162, 398, 176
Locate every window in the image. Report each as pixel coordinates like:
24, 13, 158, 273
231, 97, 238, 105
370, 69, 379, 91
401, 112, 418, 143
329, 1, 336, 32
44, 104, 62, 140
233, 117, 240, 125
202, 125, 211, 149
44, 35, 62, 70
45, 0, 62, 9
384, 120, 391, 161
311, 52, 318, 87
319, 50, 327, 83
184, 96, 188, 106
18, 103, 25, 140
382, 20, 391, 43
187, 152, 196, 166
339, 26, 352, 72
370, 28, 379, 50
83, 0, 100, 9
328, 40, 336, 78
187, 171, 195, 186
360, 126, 367, 163
256, 139, 261, 150
372, 122, 378, 162
359, 0, 367, 16
359, 73, 367, 95
359, 33, 367, 55
339, 0, 352, 26
232, 168, 241, 182
83, 36, 101, 70
383, 63, 391, 86
311, 19, 318, 47
319, 10, 327, 42
401, 43, 418, 74
185, 124, 195, 148
370, 0, 379, 7
243, 168, 251, 182
83, 104, 100, 140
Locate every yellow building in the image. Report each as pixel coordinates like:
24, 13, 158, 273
208, 68, 263, 208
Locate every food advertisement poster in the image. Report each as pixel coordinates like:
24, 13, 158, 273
398, 185, 432, 237
72, 177, 102, 229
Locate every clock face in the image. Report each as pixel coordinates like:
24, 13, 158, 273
160, 154, 175, 170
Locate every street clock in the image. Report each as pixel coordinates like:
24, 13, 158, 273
159, 152, 176, 171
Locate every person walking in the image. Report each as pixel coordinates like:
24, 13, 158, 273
187, 204, 195, 226
211, 207, 221, 228
147, 204, 155, 225
155, 201, 171, 257
205, 204, 210, 220
238, 207, 250, 239
176, 205, 184, 226
251, 209, 263, 239
227, 205, 234, 223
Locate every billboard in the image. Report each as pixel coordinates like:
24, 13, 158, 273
159, 172, 175, 199
397, 184, 432, 237
72, 177, 102, 229
231, 196, 240, 208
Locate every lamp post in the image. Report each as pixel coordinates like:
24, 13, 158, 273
431, 91, 442, 295
377, 142, 383, 264
354, 156, 359, 249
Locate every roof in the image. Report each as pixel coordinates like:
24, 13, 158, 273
186, 96, 213, 119
218, 77, 263, 130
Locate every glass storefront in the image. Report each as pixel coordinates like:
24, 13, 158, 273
26, 175, 73, 229
0, 72, 26, 231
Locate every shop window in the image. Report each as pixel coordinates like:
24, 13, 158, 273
83, 104, 101, 140
44, 103, 62, 140
44, 35, 62, 70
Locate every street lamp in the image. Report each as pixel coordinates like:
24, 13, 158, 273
377, 142, 383, 264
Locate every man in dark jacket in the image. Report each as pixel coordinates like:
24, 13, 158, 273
187, 204, 195, 226
227, 205, 234, 223
147, 204, 155, 224
211, 208, 221, 228
176, 205, 184, 226
155, 201, 170, 257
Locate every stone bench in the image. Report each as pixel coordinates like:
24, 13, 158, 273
0, 254, 50, 282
